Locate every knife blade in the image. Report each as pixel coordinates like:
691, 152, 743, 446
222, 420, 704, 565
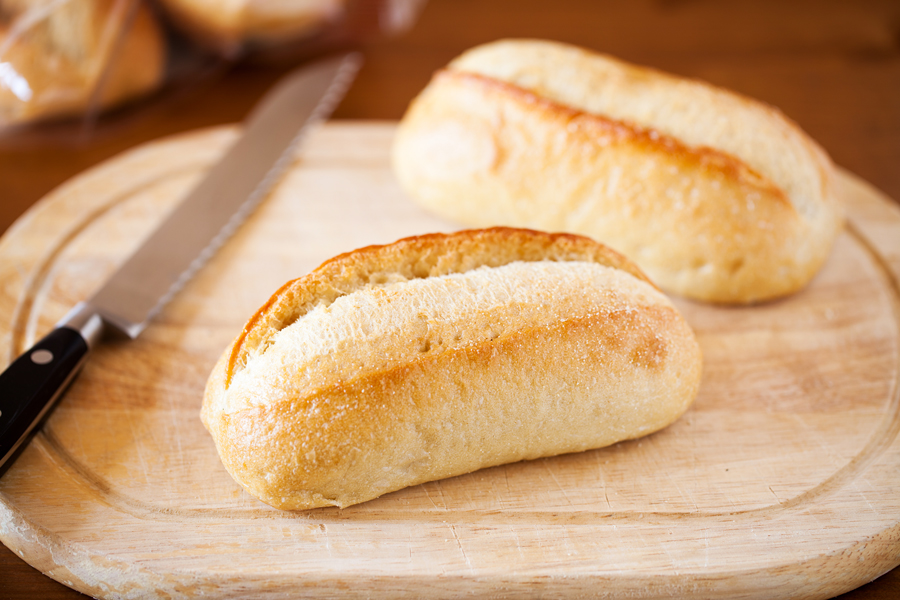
0, 52, 362, 476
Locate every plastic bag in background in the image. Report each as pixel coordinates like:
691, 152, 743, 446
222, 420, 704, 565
0, 0, 166, 128
0, 0, 426, 131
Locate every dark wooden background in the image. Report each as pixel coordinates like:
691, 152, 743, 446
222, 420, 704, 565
1, 0, 898, 597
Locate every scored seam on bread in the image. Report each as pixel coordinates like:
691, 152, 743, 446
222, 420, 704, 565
442, 39, 838, 224
434, 69, 794, 211
224, 227, 651, 388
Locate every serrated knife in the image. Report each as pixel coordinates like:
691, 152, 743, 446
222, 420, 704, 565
0, 52, 362, 476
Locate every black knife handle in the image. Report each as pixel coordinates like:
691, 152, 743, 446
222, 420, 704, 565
0, 327, 90, 476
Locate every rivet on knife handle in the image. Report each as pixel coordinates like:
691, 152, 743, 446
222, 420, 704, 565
0, 314, 102, 476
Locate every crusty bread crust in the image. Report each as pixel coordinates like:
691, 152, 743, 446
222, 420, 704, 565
203, 228, 702, 510
392, 39, 843, 304
224, 227, 649, 387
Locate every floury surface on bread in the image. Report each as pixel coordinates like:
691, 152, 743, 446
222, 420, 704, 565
203, 228, 702, 510
392, 39, 843, 304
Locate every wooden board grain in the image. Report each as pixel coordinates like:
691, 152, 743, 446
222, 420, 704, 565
0, 122, 898, 599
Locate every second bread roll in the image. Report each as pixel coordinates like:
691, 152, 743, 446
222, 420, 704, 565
392, 39, 843, 304
202, 228, 702, 510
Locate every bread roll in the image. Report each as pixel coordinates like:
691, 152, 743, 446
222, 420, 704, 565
0, 0, 166, 126
202, 228, 702, 510
392, 39, 843, 304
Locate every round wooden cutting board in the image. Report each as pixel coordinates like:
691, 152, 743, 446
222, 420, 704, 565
0, 122, 898, 599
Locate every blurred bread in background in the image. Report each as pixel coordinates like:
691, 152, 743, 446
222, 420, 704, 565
154, 0, 346, 55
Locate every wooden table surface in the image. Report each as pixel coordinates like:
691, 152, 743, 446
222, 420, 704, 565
1, 0, 898, 597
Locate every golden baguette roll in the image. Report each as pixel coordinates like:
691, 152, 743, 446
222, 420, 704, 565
202, 228, 702, 510
392, 39, 843, 304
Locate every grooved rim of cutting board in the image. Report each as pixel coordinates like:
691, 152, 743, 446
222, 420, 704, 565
1, 122, 899, 599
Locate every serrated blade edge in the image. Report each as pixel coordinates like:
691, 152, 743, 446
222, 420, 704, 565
84, 53, 362, 338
